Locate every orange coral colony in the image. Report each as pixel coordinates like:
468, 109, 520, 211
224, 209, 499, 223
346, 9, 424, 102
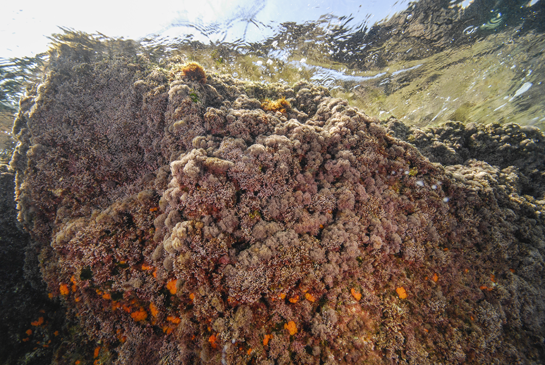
351, 288, 362, 301
31, 317, 44, 326
166, 279, 177, 294
130, 307, 148, 322
209, 334, 218, 349
149, 303, 159, 317
181, 62, 207, 83
261, 97, 291, 113
304, 293, 316, 302
59, 283, 70, 296
284, 321, 297, 336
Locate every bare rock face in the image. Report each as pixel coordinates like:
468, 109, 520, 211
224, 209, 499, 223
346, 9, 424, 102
9, 36, 545, 364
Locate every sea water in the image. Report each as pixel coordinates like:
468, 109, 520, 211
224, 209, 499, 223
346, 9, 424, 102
1, 0, 544, 162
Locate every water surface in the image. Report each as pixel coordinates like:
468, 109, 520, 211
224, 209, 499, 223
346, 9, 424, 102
1, 0, 544, 163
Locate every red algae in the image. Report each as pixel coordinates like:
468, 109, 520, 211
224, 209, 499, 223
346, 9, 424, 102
9, 35, 545, 364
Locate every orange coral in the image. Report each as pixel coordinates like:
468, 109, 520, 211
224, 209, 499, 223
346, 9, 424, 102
351, 288, 362, 301
288, 295, 299, 303
122, 304, 131, 313
181, 62, 207, 83
396, 287, 408, 299
167, 316, 181, 324
31, 317, 44, 326
261, 97, 291, 114
263, 334, 272, 346
149, 303, 159, 317
166, 279, 177, 294
305, 293, 316, 302
432, 273, 439, 282
284, 321, 297, 336
59, 283, 70, 296
209, 334, 218, 349
130, 307, 148, 321
94, 346, 101, 358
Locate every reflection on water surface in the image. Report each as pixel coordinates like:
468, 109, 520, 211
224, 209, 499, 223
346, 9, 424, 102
1, 0, 544, 162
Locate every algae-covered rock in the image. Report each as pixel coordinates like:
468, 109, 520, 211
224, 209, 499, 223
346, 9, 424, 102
0, 164, 67, 365
7, 34, 545, 364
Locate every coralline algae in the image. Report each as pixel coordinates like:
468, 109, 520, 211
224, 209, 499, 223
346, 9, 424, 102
6, 36, 545, 364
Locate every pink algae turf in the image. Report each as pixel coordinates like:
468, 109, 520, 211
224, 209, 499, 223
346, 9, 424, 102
10, 37, 545, 364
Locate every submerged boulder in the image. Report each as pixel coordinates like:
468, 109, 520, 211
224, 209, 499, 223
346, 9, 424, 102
9, 35, 545, 364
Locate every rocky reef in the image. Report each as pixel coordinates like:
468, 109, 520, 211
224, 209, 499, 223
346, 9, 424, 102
5, 35, 545, 364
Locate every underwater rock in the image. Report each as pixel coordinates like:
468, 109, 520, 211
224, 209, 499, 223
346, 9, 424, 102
0, 164, 66, 364
327, 0, 545, 70
8, 37, 545, 364
384, 118, 545, 198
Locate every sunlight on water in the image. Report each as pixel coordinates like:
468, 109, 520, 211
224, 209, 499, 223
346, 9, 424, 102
135, 0, 544, 131
1, 0, 544, 162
